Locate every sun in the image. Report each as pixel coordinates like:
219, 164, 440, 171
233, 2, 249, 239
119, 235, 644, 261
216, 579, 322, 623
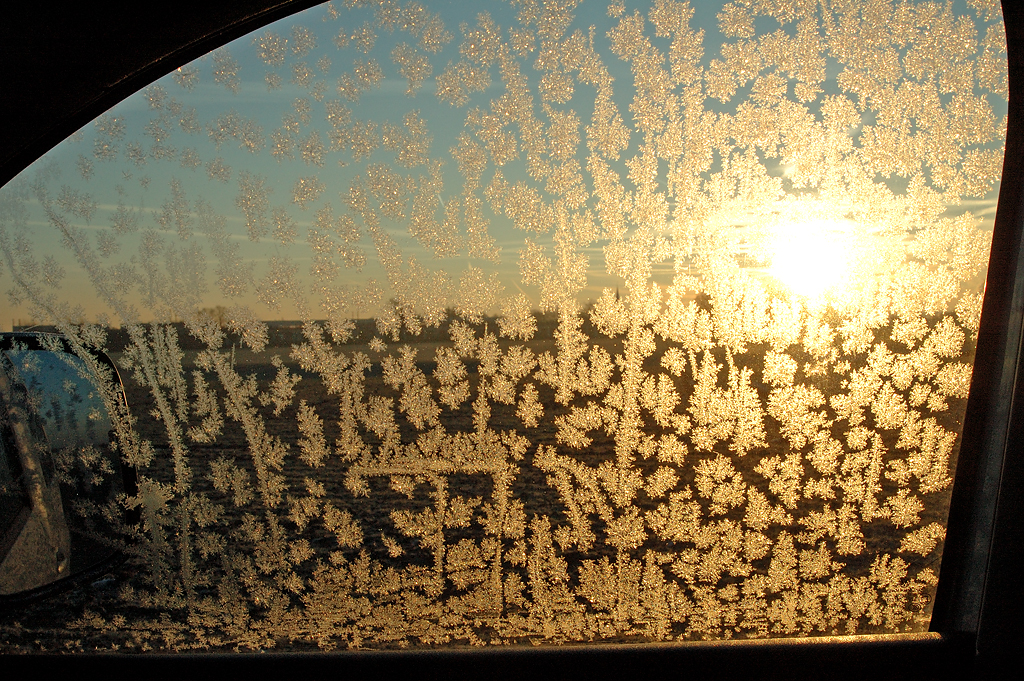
769, 218, 852, 300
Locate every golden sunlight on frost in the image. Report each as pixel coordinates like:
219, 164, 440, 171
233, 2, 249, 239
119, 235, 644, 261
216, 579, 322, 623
768, 218, 852, 300
0, 0, 1009, 652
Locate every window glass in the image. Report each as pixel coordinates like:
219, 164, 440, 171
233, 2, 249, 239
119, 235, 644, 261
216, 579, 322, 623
0, 0, 1007, 651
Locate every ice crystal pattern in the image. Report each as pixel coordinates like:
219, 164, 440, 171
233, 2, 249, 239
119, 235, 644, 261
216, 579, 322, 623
0, 0, 1007, 651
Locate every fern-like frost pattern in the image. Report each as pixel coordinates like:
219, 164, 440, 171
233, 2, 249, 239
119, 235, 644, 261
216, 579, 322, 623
0, 0, 1007, 651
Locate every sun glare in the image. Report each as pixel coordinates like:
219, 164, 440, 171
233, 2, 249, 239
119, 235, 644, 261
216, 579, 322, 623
769, 219, 852, 299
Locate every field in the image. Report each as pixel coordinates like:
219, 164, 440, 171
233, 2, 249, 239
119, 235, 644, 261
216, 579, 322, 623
0, 313, 962, 651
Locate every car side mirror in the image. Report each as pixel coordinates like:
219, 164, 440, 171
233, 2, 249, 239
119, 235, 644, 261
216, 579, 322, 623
0, 332, 137, 605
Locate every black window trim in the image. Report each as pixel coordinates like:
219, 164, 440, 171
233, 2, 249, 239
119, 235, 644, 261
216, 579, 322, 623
1, 1, 1021, 678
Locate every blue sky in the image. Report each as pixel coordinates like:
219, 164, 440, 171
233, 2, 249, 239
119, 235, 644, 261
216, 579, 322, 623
0, 0, 1006, 330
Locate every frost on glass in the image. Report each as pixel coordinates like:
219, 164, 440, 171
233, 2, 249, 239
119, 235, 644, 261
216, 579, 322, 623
0, 0, 1007, 651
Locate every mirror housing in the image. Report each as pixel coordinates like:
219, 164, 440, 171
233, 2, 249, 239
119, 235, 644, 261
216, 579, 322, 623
0, 332, 137, 605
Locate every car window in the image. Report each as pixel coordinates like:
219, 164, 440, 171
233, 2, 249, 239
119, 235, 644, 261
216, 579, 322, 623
0, 0, 1008, 652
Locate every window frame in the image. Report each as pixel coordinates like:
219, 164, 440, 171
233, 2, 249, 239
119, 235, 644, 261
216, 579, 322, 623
0, 1, 1020, 677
